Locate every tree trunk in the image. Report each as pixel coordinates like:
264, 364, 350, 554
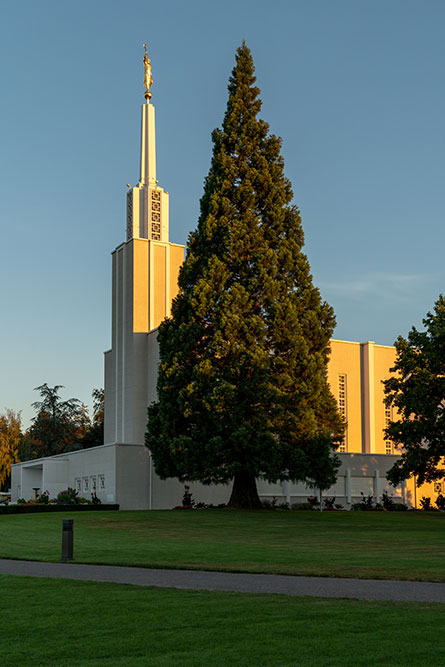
227, 471, 262, 509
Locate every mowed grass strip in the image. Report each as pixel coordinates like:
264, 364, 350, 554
2, 574, 445, 667
1, 510, 445, 581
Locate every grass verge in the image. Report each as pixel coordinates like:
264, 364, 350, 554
1, 509, 445, 581
2, 574, 445, 666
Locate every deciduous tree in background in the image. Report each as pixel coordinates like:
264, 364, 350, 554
77, 388, 104, 449
0, 409, 21, 490
384, 295, 445, 486
146, 43, 343, 508
27, 383, 84, 457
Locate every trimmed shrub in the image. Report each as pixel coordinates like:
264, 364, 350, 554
291, 503, 313, 510
392, 502, 408, 511
419, 496, 435, 511
435, 494, 445, 511
0, 504, 119, 515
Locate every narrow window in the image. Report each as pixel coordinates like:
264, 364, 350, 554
151, 190, 162, 240
338, 374, 348, 452
385, 405, 394, 454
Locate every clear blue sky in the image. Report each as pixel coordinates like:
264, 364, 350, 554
2, 0, 444, 427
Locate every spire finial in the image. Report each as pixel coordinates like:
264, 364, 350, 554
143, 43, 153, 100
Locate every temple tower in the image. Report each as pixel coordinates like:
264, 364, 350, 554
104, 47, 185, 447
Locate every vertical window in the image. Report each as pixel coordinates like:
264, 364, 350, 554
434, 481, 442, 494
98, 475, 105, 491
151, 190, 161, 240
75, 478, 81, 493
83, 477, 89, 492
90, 476, 97, 492
338, 374, 348, 452
126, 191, 133, 241
385, 405, 394, 454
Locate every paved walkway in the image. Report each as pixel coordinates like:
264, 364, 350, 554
1, 558, 445, 603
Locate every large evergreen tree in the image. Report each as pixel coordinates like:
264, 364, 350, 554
146, 43, 343, 508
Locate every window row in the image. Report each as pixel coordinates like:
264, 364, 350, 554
75, 475, 105, 494
335, 374, 396, 454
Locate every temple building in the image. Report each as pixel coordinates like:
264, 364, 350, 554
10, 49, 439, 510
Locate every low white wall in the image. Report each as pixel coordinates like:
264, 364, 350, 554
150, 472, 230, 510
257, 453, 407, 507
10, 445, 118, 504
10, 449, 408, 510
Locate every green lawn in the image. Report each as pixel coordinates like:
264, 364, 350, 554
2, 574, 445, 666
1, 509, 445, 581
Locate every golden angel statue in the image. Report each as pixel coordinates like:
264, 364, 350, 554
143, 44, 153, 99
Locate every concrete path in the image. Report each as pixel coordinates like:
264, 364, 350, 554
1, 558, 445, 603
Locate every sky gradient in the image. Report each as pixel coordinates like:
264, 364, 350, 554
2, 0, 444, 427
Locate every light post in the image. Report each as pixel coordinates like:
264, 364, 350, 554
61, 519, 74, 562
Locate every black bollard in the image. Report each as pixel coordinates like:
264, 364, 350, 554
61, 519, 74, 562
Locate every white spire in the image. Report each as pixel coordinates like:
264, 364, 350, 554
139, 101, 156, 186
126, 46, 169, 243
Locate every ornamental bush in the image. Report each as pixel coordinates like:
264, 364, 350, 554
56, 487, 78, 505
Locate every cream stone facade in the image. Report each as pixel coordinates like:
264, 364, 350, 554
10, 57, 441, 510
104, 92, 185, 449
328, 340, 398, 456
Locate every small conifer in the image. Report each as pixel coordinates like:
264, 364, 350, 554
146, 43, 343, 508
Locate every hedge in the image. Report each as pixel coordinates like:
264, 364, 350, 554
0, 504, 119, 515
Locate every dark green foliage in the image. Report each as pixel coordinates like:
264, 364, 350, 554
23, 386, 104, 460
381, 490, 395, 511
27, 384, 84, 457
146, 43, 343, 507
435, 493, 445, 511
323, 496, 336, 510
391, 502, 408, 511
351, 494, 386, 511
360, 493, 376, 510
0, 504, 118, 514
37, 490, 49, 504
17, 432, 40, 461
76, 388, 104, 450
292, 502, 314, 510
384, 296, 445, 486
419, 497, 433, 511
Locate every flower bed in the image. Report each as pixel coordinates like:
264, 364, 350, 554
0, 488, 119, 514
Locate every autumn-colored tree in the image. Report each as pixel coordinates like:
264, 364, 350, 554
0, 409, 21, 490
